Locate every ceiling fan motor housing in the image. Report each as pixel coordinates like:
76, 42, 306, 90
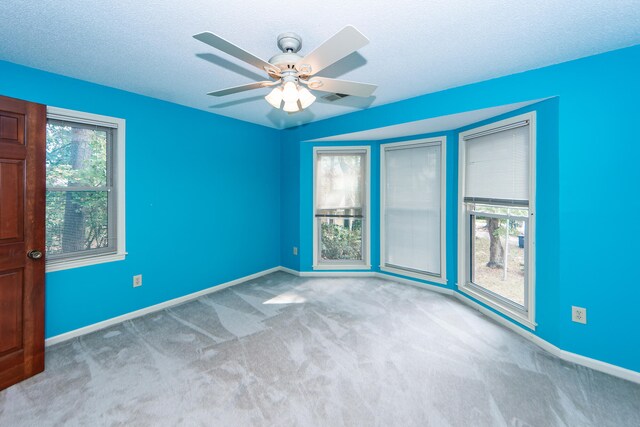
277, 32, 302, 53
268, 52, 302, 72
267, 32, 304, 73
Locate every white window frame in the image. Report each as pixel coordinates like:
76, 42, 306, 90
45, 106, 126, 272
312, 146, 371, 270
457, 112, 536, 329
380, 137, 447, 284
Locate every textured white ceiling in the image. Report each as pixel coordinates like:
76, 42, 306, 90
1, 1, 639, 129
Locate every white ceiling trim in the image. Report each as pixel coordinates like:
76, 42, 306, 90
304, 99, 544, 142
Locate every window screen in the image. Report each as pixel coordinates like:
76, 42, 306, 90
46, 119, 116, 260
383, 142, 442, 275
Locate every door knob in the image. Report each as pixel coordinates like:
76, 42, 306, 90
27, 250, 43, 260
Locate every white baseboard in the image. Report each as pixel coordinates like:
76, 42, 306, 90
373, 272, 453, 296
299, 271, 374, 278
283, 268, 453, 296
279, 266, 301, 276
281, 266, 371, 278
452, 292, 640, 384
45, 266, 281, 347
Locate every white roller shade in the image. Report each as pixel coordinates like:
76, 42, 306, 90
464, 123, 530, 204
316, 152, 365, 212
383, 143, 441, 275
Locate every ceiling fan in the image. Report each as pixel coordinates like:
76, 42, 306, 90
193, 26, 377, 113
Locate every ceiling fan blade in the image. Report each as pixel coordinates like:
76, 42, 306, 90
306, 77, 377, 98
194, 32, 274, 73
295, 26, 369, 76
207, 81, 276, 97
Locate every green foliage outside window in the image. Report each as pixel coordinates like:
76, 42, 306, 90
320, 219, 362, 261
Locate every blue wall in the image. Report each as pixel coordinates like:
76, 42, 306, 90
0, 60, 282, 339
280, 44, 640, 373
279, 133, 300, 271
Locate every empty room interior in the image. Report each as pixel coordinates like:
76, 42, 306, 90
1, 1, 640, 426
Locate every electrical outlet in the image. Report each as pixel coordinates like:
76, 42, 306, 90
133, 274, 142, 288
293, 246, 298, 256
572, 306, 587, 324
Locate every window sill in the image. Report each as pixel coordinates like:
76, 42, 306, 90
380, 266, 447, 285
458, 282, 536, 330
46, 252, 127, 273
313, 264, 371, 271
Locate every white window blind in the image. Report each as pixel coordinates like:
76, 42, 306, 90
316, 152, 365, 213
383, 143, 441, 275
464, 122, 530, 204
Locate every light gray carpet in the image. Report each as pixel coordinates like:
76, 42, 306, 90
1, 272, 639, 426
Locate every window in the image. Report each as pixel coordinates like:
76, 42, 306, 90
313, 147, 370, 269
458, 112, 536, 328
45, 107, 125, 272
380, 138, 446, 282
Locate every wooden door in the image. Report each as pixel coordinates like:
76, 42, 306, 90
0, 95, 46, 390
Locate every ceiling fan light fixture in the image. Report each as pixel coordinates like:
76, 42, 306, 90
298, 86, 316, 109
265, 86, 283, 108
283, 100, 300, 113
282, 81, 299, 103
